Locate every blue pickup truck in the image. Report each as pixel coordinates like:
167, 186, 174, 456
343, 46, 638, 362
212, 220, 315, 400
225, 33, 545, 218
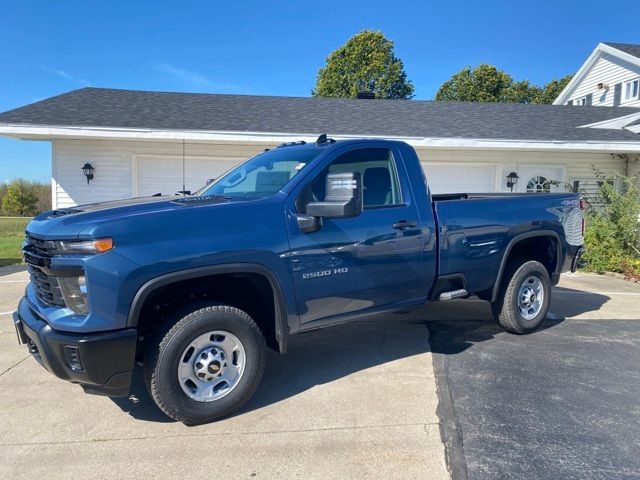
14, 136, 584, 424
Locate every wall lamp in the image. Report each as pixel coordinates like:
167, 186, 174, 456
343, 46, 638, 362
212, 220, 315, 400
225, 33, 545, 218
506, 171, 519, 192
82, 163, 95, 185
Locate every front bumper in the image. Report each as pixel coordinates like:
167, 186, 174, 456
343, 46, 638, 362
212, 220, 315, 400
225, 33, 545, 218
13, 297, 137, 397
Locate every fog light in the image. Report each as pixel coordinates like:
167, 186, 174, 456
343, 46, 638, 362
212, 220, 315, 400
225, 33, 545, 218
63, 345, 84, 371
58, 275, 89, 315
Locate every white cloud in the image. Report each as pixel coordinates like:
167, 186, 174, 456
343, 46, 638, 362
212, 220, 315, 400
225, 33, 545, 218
152, 61, 213, 87
41, 67, 91, 86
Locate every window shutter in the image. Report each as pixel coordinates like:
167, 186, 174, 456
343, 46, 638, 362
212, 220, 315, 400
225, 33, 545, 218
613, 83, 622, 106
585, 93, 592, 106
567, 100, 573, 105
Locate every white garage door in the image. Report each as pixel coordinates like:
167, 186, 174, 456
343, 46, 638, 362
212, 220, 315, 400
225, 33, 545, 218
422, 164, 498, 194
135, 156, 242, 197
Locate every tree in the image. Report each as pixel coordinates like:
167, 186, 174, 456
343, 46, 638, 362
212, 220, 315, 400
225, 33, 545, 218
531, 74, 573, 104
435, 64, 514, 102
436, 64, 572, 104
1, 181, 38, 216
312, 30, 414, 99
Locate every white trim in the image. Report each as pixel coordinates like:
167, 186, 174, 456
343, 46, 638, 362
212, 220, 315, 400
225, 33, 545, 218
51, 140, 57, 210
553, 43, 640, 105
621, 77, 640, 105
1, 124, 639, 152
577, 110, 640, 130
627, 123, 640, 134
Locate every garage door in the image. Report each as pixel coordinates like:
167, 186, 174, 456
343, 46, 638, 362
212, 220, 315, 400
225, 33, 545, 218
421, 164, 498, 194
136, 156, 242, 197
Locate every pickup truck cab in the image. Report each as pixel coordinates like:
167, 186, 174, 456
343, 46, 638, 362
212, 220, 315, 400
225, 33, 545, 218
14, 136, 585, 424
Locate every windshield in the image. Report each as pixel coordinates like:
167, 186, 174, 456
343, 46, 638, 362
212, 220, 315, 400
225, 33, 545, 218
198, 147, 320, 200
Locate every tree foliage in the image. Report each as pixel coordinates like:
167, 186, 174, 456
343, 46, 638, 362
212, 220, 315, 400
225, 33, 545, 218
312, 30, 414, 100
531, 74, 573, 104
0, 180, 51, 217
435, 64, 572, 104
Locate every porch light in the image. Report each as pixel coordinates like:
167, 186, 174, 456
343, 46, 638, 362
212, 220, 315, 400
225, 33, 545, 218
82, 163, 95, 184
506, 171, 519, 192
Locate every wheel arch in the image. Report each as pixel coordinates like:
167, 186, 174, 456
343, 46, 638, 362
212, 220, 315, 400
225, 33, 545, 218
491, 230, 562, 302
128, 263, 289, 353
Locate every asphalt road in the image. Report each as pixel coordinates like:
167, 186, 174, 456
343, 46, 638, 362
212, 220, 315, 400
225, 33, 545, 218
428, 273, 640, 480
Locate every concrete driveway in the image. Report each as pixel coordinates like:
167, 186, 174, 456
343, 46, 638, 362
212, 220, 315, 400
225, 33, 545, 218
0, 266, 447, 480
1, 268, 638, 479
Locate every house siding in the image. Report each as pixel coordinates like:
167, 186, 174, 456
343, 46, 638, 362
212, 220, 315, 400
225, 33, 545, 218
566, 52, 640, 107
52, 139, 270, 208
52, 139, 628, 209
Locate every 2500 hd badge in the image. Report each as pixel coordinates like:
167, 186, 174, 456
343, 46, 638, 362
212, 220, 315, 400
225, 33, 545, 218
302, 267, 349, 279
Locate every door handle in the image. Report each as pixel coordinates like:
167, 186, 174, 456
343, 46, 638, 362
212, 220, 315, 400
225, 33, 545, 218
392, 220, 417, 230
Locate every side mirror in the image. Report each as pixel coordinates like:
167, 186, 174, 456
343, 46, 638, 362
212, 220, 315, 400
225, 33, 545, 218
306, 172, 363, 219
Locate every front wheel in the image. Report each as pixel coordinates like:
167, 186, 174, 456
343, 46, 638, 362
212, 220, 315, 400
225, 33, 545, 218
492, 260, 551, 334
144, 305, 266, 425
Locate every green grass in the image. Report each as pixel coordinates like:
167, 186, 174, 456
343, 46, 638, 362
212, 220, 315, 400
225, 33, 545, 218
0, 217, 30, 267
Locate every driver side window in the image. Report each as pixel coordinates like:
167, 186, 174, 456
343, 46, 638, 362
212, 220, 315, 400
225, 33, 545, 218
296, 148, 402, 213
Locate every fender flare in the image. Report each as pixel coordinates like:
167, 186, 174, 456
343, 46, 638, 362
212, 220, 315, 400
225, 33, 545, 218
127, 263, 289, 352
491, 230, 562, 302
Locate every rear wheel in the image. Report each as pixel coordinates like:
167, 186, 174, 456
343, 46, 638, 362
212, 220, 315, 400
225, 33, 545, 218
144, 305, 266, 425
492, 260, 551, 334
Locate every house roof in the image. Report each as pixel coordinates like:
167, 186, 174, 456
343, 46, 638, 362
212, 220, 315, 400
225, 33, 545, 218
603, 42, 640, 60
0, 87, 639, 144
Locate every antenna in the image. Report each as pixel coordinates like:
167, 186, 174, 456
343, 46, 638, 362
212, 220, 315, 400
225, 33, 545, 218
182, 139, 186, 196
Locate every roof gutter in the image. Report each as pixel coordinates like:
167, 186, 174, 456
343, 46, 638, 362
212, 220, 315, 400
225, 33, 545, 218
0, 123, 639, 153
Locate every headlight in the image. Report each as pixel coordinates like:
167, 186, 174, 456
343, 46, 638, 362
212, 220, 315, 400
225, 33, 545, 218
57, 238, 113, 254
58, 275, 89, 315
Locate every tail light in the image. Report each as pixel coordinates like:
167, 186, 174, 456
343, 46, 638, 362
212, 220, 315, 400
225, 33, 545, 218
579, 197, 586, 236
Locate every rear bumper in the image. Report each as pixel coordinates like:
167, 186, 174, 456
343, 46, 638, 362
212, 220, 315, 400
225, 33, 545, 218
13, 297, 137, 397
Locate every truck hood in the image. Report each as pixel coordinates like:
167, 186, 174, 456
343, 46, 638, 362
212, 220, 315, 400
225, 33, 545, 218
26, 195, 232, 239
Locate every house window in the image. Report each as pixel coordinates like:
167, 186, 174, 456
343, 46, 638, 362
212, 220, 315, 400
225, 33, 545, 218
526, 176, 551, 193
573, 96, 587, 106
622, 78, 639, 103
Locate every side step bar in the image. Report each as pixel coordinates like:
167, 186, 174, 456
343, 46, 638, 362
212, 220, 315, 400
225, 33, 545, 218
438, 289, 469, 301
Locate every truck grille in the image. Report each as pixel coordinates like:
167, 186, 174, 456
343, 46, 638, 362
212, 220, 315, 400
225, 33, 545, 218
23, 235, 65, 308
28, 265, 65, 307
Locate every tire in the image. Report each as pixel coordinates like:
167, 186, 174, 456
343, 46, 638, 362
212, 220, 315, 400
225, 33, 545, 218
491, 260, 551, 334
144, 305, 266, 425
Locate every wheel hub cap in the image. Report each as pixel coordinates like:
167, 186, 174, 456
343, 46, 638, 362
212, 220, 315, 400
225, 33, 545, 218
193, 348, 226, 382
178, 330, 246, 402
517, 276, 544, 321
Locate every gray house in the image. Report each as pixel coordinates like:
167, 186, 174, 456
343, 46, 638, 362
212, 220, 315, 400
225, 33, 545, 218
0, 87, 639, 209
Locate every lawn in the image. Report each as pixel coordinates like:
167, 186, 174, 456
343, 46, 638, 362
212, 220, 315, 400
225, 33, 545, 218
0, 217, 30, 267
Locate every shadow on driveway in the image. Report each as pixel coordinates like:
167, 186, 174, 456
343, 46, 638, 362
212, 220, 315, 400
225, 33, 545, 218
110, 288, 610, 429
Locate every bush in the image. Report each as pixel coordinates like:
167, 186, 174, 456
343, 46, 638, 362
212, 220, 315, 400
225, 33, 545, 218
0, 179, 51, 216
582, 172, 640, 280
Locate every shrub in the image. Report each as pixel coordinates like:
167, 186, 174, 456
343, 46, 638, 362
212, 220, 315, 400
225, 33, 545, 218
581, 172, 640, 276
0, 179, 51, 216
1, 181, 38, 216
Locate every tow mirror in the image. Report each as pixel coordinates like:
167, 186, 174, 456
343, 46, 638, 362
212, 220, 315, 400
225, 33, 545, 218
306, 172, 363, 219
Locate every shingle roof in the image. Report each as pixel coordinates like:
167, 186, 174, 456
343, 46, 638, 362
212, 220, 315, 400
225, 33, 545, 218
0, 87, 639, 143
603, 42, 640, 59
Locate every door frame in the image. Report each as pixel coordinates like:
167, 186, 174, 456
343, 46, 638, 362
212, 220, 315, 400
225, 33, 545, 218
516, 164, 567, 193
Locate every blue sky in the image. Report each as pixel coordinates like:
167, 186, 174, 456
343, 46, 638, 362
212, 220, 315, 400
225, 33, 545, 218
1, 0, 639, 182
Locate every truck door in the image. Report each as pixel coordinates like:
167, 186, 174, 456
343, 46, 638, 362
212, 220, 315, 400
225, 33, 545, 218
285, 145, 426, 324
